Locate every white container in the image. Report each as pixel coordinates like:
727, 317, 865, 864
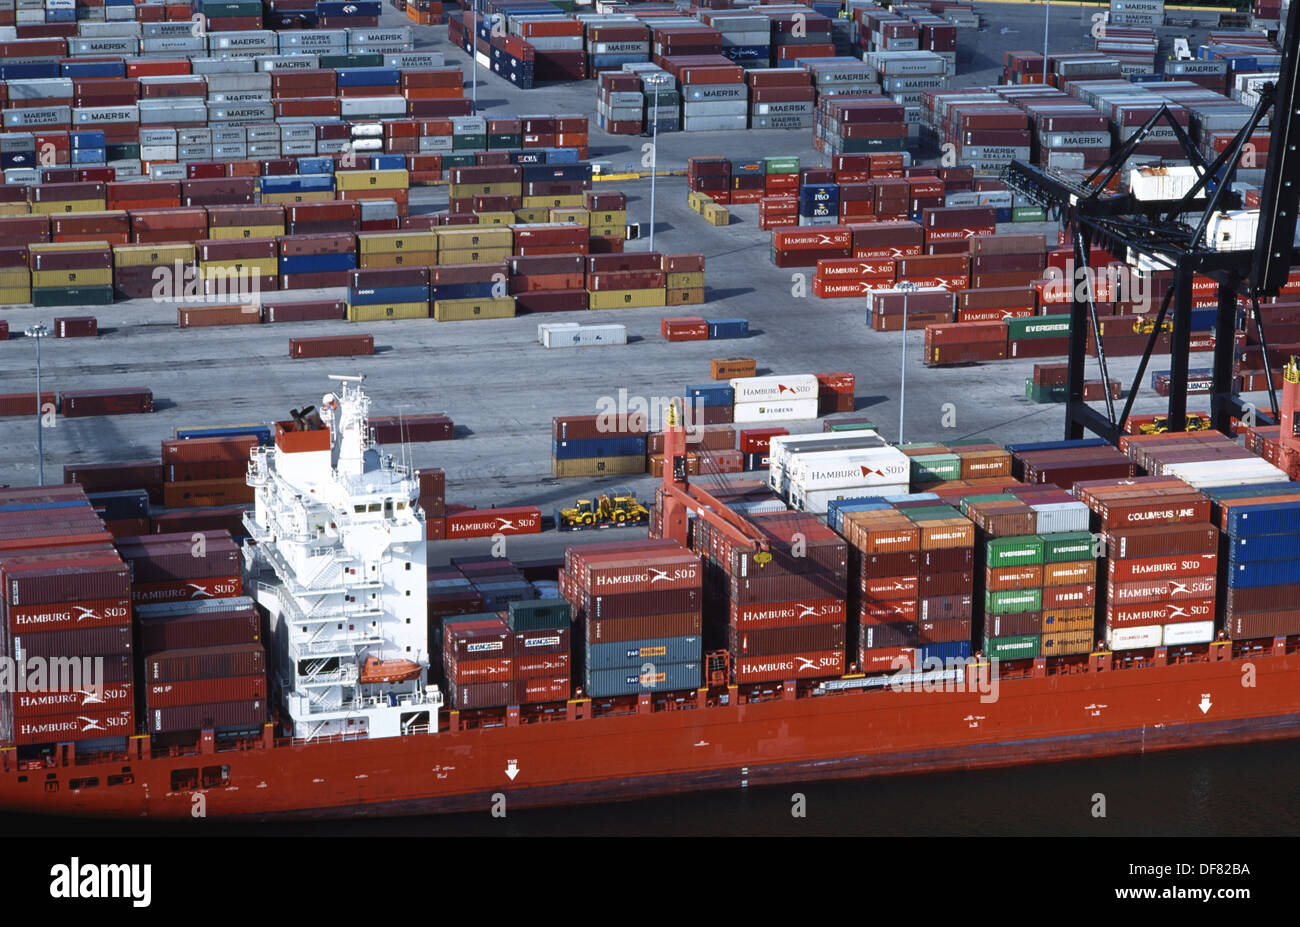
1030, 502, 1091, 534
537, 321, 579, 343
793, 484, 909, 515
732, 397, 820, 424
1129, 165, 1202, 201
729, 373, 819, 403
1161, 620, 1215, 646
1162, 458, 1287, 488
543, 323, 628, 347
1205, 209, 1259, 251
339, 96, 407, 117
787, 446, 911, 492
139, 144, 177, 161
1107, 625, 1163, 651
767, 430, 884, 494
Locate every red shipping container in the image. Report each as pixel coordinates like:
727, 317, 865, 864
144, 676, 266, 709
444, 506, 542, 539
12, 709, 135, 745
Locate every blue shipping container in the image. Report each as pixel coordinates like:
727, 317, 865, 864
279, 252, 356, 274
1226, 500, 1300, 538
430, 281, 497, 300
316, 1, 381, 14
586, 662, 702, 697
347, 284, 429, 306
585, 636, 703, 671
686, 385, 734, 407
1229, 557, 1300, 588
261, 173, 334, 194
336, 68, 400, 87
88, 490, 150, 520
0, 499, 87, 514
919, 641, 971, 664
1005, 438, 1109, 454
706, 318, 748, 339
552, 435, 647, 460
294, 156, 334, 175
176, 424, 273, 444
1228, 532, 1300, 563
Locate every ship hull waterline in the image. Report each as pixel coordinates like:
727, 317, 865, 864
2, 649, 1297, 821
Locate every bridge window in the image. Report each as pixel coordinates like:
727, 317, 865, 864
201, 766, 230, 789
69, 777, 99, 790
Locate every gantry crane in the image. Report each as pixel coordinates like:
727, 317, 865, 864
1003, 1, 1300, 444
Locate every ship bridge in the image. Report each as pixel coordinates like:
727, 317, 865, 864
243, 375, 442, 742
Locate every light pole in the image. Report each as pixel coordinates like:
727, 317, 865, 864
646, 73, 668, 251
1042, 0, 1051, 84
897, 282, 918, 445
472, 0, 480, 112
25, 322, 49, 486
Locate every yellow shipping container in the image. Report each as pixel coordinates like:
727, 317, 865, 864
522, 194, 583, 209
435, 227, 513, 249
687, 191, 712, 213
199, 257, 278, 279
587, 288, 667, 310
0, 286, 32, 305
448, 182, 522, 199
589, 225, 626, 240
0, 203, 30, 216
32, 268, 112, 287
1040, 629, 1093, 657
358, 231, 437, 254
666, 272, 705, 289
30, 199, 107, 215
703, 203, 730, 226
114, 243, 195, 267
30, 241, 111, 253
345, 301, 429, 322
473, 211, 516, 226
551, 455, 646, 478
357, 250, 437, 269
207, 224, 284, 240
261, 191, 333, 204
589, 210, 627, 227
435, 247, 511, 266
550, 207, 589, 226
0, 268, 31, 286
666, 287, 705, 306
432, 296, 515, 321
513, 208, 549, 224
335, 169, 410, 191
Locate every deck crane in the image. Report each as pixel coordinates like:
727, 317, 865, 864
1003, 2, 1300, 444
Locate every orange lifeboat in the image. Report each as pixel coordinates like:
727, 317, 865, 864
359, 656, 422, 685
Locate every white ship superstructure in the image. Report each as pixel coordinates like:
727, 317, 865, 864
243, 375, 441, 741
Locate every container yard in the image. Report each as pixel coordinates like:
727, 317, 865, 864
0, 0, 1297, 876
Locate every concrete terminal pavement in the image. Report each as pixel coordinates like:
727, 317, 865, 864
0, 4, 1238, 505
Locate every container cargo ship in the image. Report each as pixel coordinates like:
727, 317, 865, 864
3, 373, 1300, 822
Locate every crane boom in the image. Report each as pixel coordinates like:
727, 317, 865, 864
658, 400, 769, 553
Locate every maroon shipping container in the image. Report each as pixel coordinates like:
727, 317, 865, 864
144, 676, 265, 709
59, 388, 153, 418
729, 598, 845, 630
581, 555, 702, 595
143, 643, 266, 682
289, 334, 374, 358
1106, 524, 1219, 559
513, 626, 569, 657
135, 602, 260, 652
118, 537, 240, 582
516, 674, 570, 704
130, 575, 243, 606
53, 316, 97, 338
586, 611, 703, 644
919, 594, 974, 621
146, 698, 265, 733
1225, 609, 1300, 640
729, 572, 845, 605
0, 392, 57, 417
262, 299, 346, 323
1108, 551, 1218, 583
5, 596, 131, 635
9, 682, 134, 719
444, 619, 514, 660
552, 412, 647, 441
1108, 598, 1215, 629
580, 587, 702, 620
161, 435, 258, 464
4, 560, 131, 606
12, 709, 135, 746
369, 413, 454, 444
450, 680, 515, 709
11, 625, 132, 657
1109, 575, 1217, 604
729, 622, 846, 657
733, 649, 845, 683
515, 650, 570, 678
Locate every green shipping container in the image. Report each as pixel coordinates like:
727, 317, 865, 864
106, 143, 140, 161
1042, 531, 1095, 563
910, 453, 962, 483
452, 134, 489, 150
32, 285, 113, 306
487, 134, 522, 149
318, 53, 384, 69
441, 153, 477, 169
902, 505, 962, 522
984, 587, 1043, 614
958, 493, 1016, 516
985, 535, 1045, 568
764, 156, 800, 174
1012, 206, 1047, 222
827, 420, 876, 432
983, 634, 1041, 660
1007, 315, 1070, 340
196, 0, 261, 14
1025, 379, 1068, 403
507, 599, 571, 632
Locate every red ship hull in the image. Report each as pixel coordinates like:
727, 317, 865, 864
3, 645, 1299, 820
